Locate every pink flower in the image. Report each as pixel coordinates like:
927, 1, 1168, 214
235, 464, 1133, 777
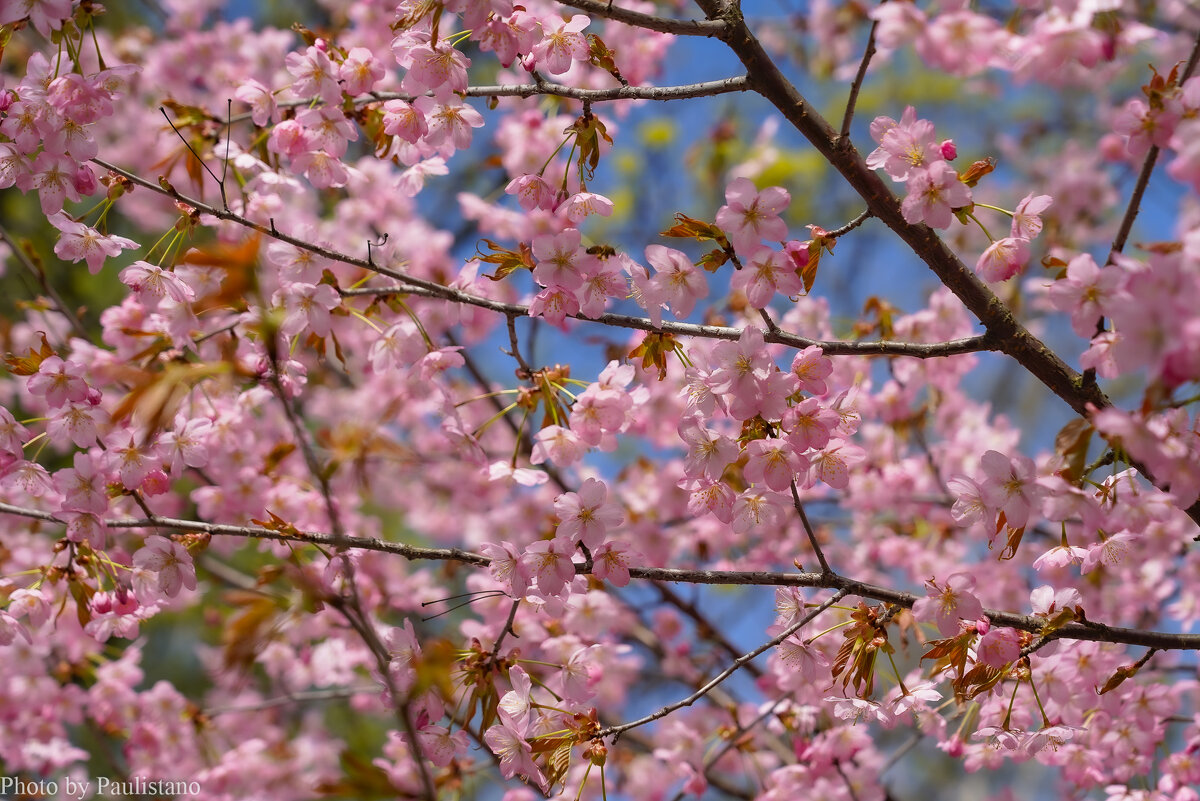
532, 229, 587, 290
386, 619, 421, 694
1029, 585, 1083, 617
808, 440, 866, 490
900, 161, 971, 229
528, 284, 580, 330
975, 237, 1031, 283
592, 540, 636, 587
731, 489, 785, 533
1081, 531, 1137, 574
530, 425, 585, 466
714, 177, 790, 254
497, 666, 534, 729
912, 573, 984, 637
234, 79, 276, 127
733, 246, 803, 308
133, 535, 197, 598
773, 636, 828, 689
294, 106, 358, 158
790, 346, 832, 395
1047, 253, 1126, 337
381, 97, 434, 144
276, 282, 340, 337
480, 541, 532, 597
554, 477, 624, 548
645, 244, 708, 322
49, 212, 139, 274
976, 626, 1021, 667
505, 173, 557, 212
483, 710, 547, 790
31, 151, 80, 214
530, 15, 590, 75
402, 43, 470, 99
521, 537, 577, 598
1010, 193, 1053, 240
678, 416, 739, 481
292, 150, 351, 189
743, 438, 807, 492
424, 99, 485, 156
7, 587, 50, 628
120, 261, 196, 307
978, 449, 1042, 530
866, 106, 940, 182
286, 45, 341, 103
782, 398, 840, 452
339, 47, 385, 95
577, 256, 626, 319
0, 0, 73, 38
27, 355, 89, 408
826, 695, 895, 727
267, 120, 315, 157
558, 192, 614, 222
684, 479, 735, 524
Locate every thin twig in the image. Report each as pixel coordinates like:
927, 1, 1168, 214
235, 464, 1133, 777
554, 0, 729, 37
505, 313, 534, 376
839, 13, 881, 141
598, 589, 850, 740
791, 480, 832, 575
223, 78, 751, 123
0, 223, 91, 342
91, 157, 994, 361
834, 758, 862, 801
827, 209, 872, 238
490, 599, 522, 659
206, 686, 377, 715
160, 106, 229, 211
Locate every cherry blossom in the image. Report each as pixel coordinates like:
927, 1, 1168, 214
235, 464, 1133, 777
900, 160, 972, 229
530, 15, 590, 75
714, 177, 790, 254
132, 536, 197, 598
554, 477, 623, 548
912, 573, 985, 636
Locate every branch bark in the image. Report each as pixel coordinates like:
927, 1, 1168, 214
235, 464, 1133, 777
3, 502, 1193, 652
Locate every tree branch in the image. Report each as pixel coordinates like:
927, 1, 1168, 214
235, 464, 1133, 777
223, 78, 753, 124
598, 589, 850, 740
1108, 29, 1200, 260
94, 158, 995, 360
5, 501, 1196, 651
839, 13, 881, 141
555, 0, 729, 37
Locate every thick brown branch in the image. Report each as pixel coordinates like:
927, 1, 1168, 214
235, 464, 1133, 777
690, 0, 1109, 418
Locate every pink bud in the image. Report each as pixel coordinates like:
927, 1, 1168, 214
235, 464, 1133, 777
0, 91, 14, 113
974, 617, 990, 635
73, 164, 99, 196
141, 469, 170, 496
940, 139, 957, 160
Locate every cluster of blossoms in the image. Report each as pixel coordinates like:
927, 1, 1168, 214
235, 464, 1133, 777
868, 106, 1054, 283
3, 1, 1200, 800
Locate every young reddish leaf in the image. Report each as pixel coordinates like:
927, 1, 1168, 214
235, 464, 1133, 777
4, 332, 54, 376
587, 34, 626, 85
476, 239, 534, 281
1054, 419, 1093, 484
697, 247, 729, 273
960, 158, 996, 187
